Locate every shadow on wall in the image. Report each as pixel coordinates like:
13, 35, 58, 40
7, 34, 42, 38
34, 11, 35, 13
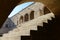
0, 18, 16, 35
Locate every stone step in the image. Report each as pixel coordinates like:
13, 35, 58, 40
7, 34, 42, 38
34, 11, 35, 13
1, 13, 55, 40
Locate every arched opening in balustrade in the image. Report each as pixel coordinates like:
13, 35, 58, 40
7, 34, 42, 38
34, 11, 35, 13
44, 7, 51, 14
24, 14, 29, 22
19, 16, 23, 24
5, 24, 9, 28
30, 11, 34, 20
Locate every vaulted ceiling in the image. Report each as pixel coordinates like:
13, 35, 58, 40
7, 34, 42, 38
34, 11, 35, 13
0, 0, 60, 27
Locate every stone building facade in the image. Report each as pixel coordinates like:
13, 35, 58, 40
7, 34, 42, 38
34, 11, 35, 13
0, 2, 51, 36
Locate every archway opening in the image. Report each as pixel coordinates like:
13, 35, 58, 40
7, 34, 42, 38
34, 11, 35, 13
19, 16, 23, 24
44, 7, 51, 14
24, 14, 29, 22
30, 11, 34, 20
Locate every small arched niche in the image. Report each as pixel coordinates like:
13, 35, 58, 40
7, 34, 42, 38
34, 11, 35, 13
30, 11, 34, 20
44, 7, 51, 14
19, 16, 23, 24
24, 14, 29, 22
5, 24, 9, 28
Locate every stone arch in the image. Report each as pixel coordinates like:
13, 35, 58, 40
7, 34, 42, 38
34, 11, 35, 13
24, 14, 29, 22
44, 7, 51, 14
5, 24, 9, 28
19, 16, 23, 24
30, 11, 34, 20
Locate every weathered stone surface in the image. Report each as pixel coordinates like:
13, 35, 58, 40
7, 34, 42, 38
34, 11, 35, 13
0, 0, 60, 27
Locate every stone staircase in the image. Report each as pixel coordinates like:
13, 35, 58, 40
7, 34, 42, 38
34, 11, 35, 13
0, 13, 55, 40
21, 15, 56, 40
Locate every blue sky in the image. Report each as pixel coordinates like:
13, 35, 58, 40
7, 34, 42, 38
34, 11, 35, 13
8, 2, 34, 18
